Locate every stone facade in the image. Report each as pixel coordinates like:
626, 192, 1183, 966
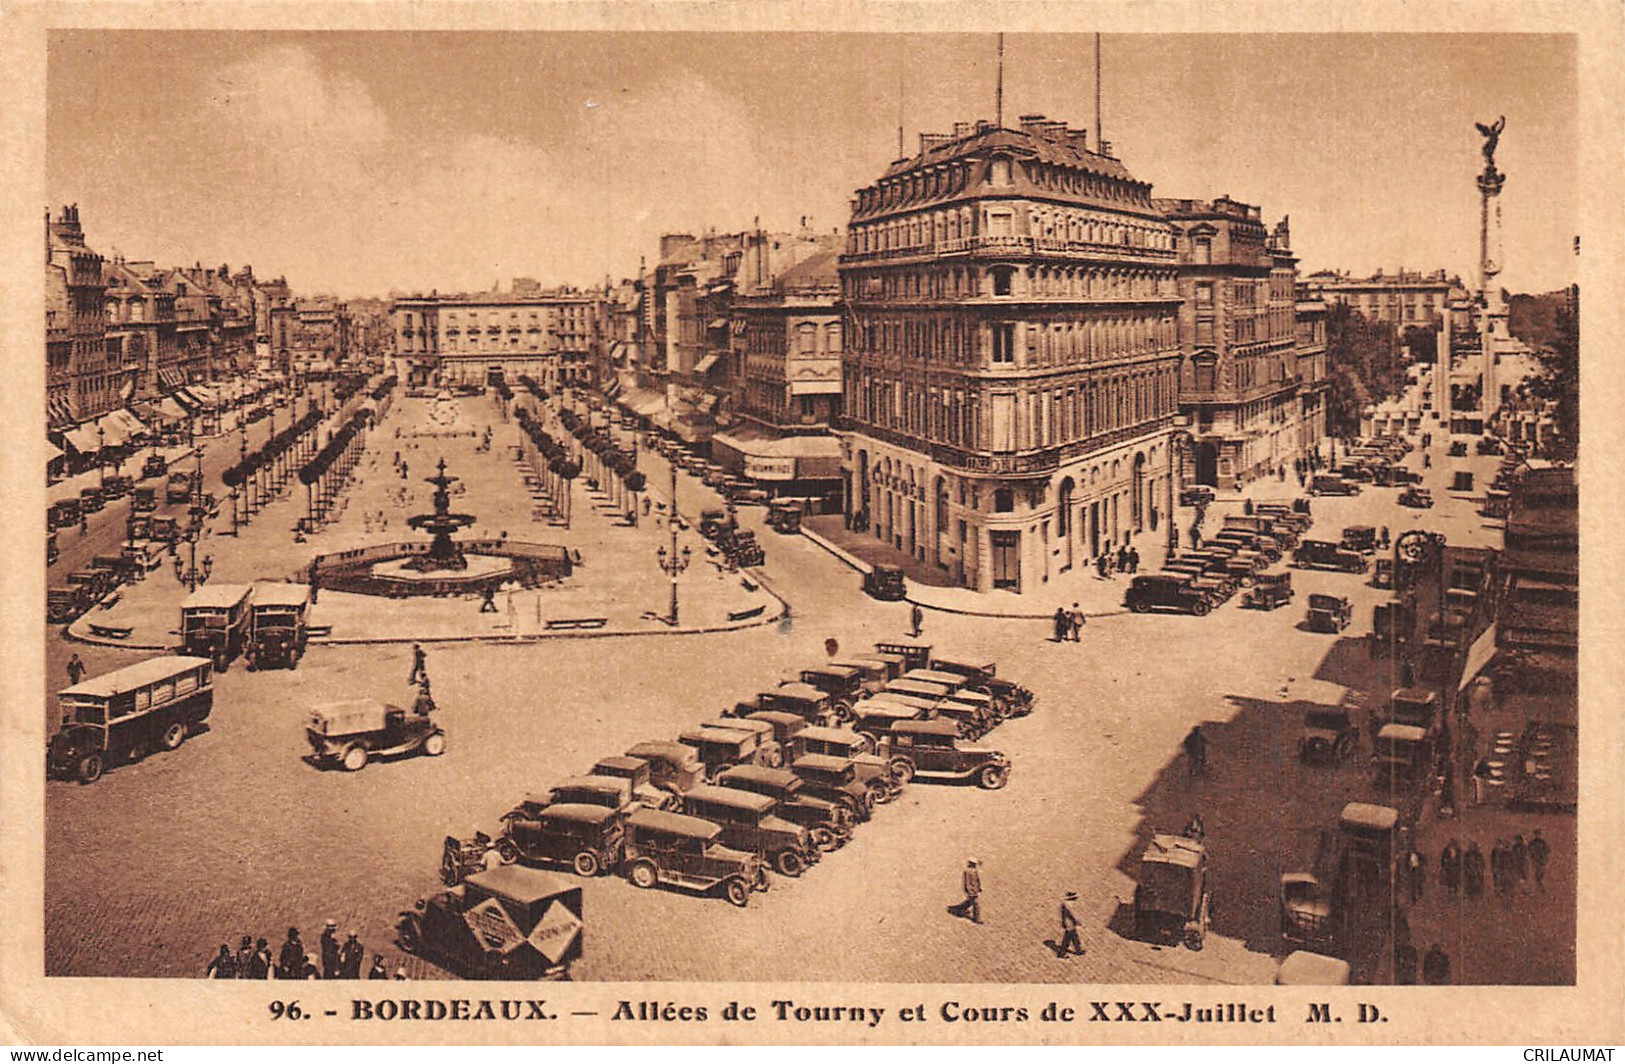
838, 116, 1182, 593
390, 289, 602, 391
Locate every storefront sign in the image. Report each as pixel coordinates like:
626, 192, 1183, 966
745, 455, 797, 481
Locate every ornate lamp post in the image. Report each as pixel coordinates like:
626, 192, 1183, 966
654, 459, 691, 625
175, 428, 212, 591
96, 424, 106, 488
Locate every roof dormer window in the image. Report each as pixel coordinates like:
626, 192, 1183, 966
990, 156, 1013, 187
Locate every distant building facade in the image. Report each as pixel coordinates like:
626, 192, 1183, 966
390, 288, 601, 390
1157, 197, 1326, 488
838, 115, 1183, 593
45, 205, 130, 427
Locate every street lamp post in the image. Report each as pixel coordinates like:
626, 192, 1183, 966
175, 430, 212, 592
655, 459, 691, 625
96, 425, 106, 489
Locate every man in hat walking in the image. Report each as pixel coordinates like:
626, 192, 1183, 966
339, 930, 365, 979
278, 927, 305, 980
1057, 891, 1083, 956
949, 859, 983, 923
408, 643, 426, 685
320, 919, 341, 979
66, 653, 86, 686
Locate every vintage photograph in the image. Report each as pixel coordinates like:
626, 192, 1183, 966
30, 21, 1589, 1006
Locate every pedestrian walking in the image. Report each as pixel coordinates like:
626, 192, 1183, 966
1278, 465, 1286, 482
205, 944, 237, 979
249, 938, 272, 979
1463, 842, 1486, 898
235, 934, 255, 978
1423, 452, 1432, 469
1379, 525, 1391, 550
479, 586, 498, 613
1528, 829, 1549, 888
1490, 840, 1509, 897
1511, 834, 1529, 888
1053, 607, 1070, 643
1422, 943, 1452, 985
66, 653, 86, 686
1056, 891, 1083, 956
320, 920, 341, 979
1404, 847, 1426, 904
1069, 603, 1085, 641
1244, 497, 1254, 516
1116, 545, 1130, 573
339, 931, 365, 979
909, 603, 924, 639
368, 955, 389, 980
948, 859, 983, 923
1440, 838, 1462, 897
277, 927, 305, 979
79, 510, 89, 533
1183, 725, 1208, 777
1127, 546, 1140, 573
408, 643, 426, 684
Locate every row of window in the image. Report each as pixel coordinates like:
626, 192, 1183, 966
856, 154, 1146, 218
851, 310, 1177, 370
846, 261, 1174, 304
849, 202, 1172, 257
844, 362, 1177, 454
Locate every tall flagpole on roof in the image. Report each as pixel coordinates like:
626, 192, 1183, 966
1095, 33, 1104, 153
996, 32, 1005, 128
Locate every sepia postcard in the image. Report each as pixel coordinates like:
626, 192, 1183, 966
1, 0, 1621, 1048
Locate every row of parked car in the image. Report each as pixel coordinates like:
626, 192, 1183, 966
438, 642, 1030, 910
1125, 503, 1315, 617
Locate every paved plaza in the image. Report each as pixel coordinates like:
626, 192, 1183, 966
43, 384, 1573, 984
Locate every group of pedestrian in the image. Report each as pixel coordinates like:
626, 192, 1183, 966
1052, 603, 1087, 642
208, 922, 401, 980
1437, 830, 1548, 900
1093, 544, 1138, 580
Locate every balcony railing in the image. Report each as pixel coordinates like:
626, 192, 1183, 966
842, 233, 1177, 264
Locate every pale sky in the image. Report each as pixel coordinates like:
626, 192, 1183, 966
46, 31, 1578, 299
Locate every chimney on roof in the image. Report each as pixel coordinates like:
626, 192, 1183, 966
953, 121, 972, 139
1019, 113, 1047, 134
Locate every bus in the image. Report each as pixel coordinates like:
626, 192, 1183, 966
47, 655, 214, 783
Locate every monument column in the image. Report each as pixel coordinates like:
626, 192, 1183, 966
1475, 116, 1507, 422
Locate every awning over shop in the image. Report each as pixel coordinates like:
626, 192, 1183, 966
62, 425, 102, 454
111, 409, 148, 437
711, 429, 842, 482
607, 341, 628, 367
789, 378, 842, 395
172, 389, 203, 411
189, 385, 221, 408
623, 389, 665, 417
48, 395, 74, 426
157, 397, 189, 422
601, 375, 622, 399
46, 441, 64, 465
92, 413, 129, 448
693, 354, 722, 376
159, 367, 188, 389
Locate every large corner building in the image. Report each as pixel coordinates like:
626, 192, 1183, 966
837, 115, 1183, 593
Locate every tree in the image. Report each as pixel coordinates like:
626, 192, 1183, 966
1323, 304, 1404, 436
1526, 286, 1578, 461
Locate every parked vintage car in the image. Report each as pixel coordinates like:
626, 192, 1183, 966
1279, 872, 1341, 952
716, 764, 851, 850
588, 756, 682, 811
1309, 475, 1360, 497
1371, 557, 1395, 589
1126, 573, 1215, 616
742, 711, 812, 763
1306, 593, 1353, 633
1340, 525, 1378, 554
47, 655, 213, 783
305, 697, 445, 771
1448, 440, 1468, 457
131, 486, 158, 513
928, 655, 1033, 717
102, 474, 134, 500
873, 640, 933, 671
180, 583, 253, 670
862, 563, 907, 601
1243, 572, 1294, 611
141, 453, 169, 479
539, 775, 637, 816
246, 582, 310, 670
79, 486, 106, 513
397, 865, 582, 979
1299, 705, 1360, 763
1292, 539, 1369, 574
1131, 833, 1211, 950
47, 531, 59, 568
623, 741, 707, 796
166, 471, 196, 503
47, 585, 90, 624
828, 658, 891, 696
698, 508, 736, 540
787, 752, 879, 821
851, 699, 934, 744
619, 809, 767, 906
799, 664, 866, 719
795, 726, 903, 803
49, 497, 82, 529
496, 801, 624, 877
1398, 487, 1435, 509
1180, 485, 1216, 507
877, 719, 1010, 789
766, 499, 802, 534
752, 682, 838, 725
681, 784, 818, 877
679, 722, 778, 778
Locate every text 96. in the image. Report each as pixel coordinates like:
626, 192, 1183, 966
269, 1000, 306, 1020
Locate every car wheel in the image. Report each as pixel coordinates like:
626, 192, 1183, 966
77, 753, 104, 784
754, 866, 770, 892
342, 745, 368, 772
573, 851, 601, 877
811, 826, 838, 852
724, 877, 751, 908
422, 731, 446, 756
1129, 599, 1150, 614
775, 849, 806, 877
161, 722, 188, 751
875, 780, 901, 804
763, 746, 785, 769
1184, 927, 1205, 951
890, 758, 915, 784
629, 860, 659, 889
978, 764, 1010, 790
1191, 599, 1211, 617
856, 730, 880, 751
832, 700, 854, 724
495, 837, 520, 864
